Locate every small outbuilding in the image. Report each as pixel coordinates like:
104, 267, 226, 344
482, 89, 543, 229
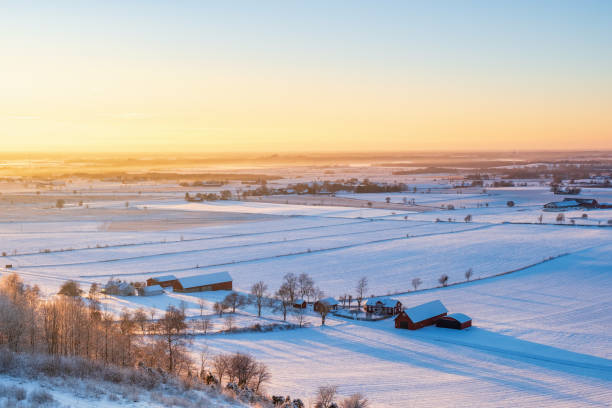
365, 297, 402, 315
436, 313, 472, 330
146, 274, 178, 288
394, 300, 448, 330
141, 284, 164, 296
174, 271, 232, 293
293, 299, 307, 309
314, 297, 339, 312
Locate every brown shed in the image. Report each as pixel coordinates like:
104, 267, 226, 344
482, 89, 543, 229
293, 299, 307, 309
173, 272, 232, 293
395, 300, 448, 330
436, 313, 472, 330
146, 275, 178, 288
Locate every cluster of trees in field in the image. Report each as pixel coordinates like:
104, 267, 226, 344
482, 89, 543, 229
237, 179, 408, 198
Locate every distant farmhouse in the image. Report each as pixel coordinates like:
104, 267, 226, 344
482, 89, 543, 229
293, 299, 307, 309
314, 297, 339, 312
544, 197, 606, 211
394, 300, 448, 330
142, 284, 163, 296
146, 271, 232, 293
365, 297, 402, 315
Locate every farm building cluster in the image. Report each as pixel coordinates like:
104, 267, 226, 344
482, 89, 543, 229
295, 294, 471, 331
146, 271, 233, 293
543, 197, 612, 210
394, 300, 472, 330
101, 271, 234, 297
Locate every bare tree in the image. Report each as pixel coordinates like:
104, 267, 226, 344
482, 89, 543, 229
274, 283, 293, 321
252, 362, 271, 393
250, 281, 268, 317
198, 298, 206, 316
556, 213, 565, 223
464, 214, 472, 222
315, 385, 338, 408
58, 280, 81, 297
200, 316, 213, 335
317, 301, 331, 326
223, 291, 246, 313
133, 308, 148, 334
297, 273, 315, 302
281, 273, 298, 304
224, 314, 235, 332
212, 354, 230, 385
438, 274, 449, 287
538, 214, 543, 224
465, 268, 473, 281
340, 393, 370, 408
412, 278, 422, 291
355, 277, 368, 309
293, 306, 307, 328
213, 301, 226, 317
158, 305, 187, 373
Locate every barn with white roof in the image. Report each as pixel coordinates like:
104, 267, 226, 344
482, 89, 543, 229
173, 271, 232, 293
394, 300, 448, 330
436, 313, 472, 330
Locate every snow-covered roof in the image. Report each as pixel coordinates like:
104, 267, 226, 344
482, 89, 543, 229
366, 297, 400, 307
446, 313, 471, 324
178, 271, 232, 289
404, 300, 447, 323
151, 274, 177, 282
318, 297, 338, 306
546, 200, 579, 207
143, 285, 163, 294
294, 299, 306, 304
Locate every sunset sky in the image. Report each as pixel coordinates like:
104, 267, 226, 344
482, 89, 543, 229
1, 1, 611, 152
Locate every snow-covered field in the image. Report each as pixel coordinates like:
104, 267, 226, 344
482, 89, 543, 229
199, 244, 612, 407
1, 184, 611, 407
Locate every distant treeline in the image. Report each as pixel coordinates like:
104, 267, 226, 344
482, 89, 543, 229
60, 172, 280, 183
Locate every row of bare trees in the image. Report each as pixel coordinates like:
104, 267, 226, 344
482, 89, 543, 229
0, 274, 196, 375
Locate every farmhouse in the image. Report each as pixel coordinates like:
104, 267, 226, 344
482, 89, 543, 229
436, 313, 472, 330
293, 299, 307, 309
141, 284, 163, 296
314, 297, 339, 312
365, 297, 402, 315
103, 279, 136, 296
544, 197, 600, 210
394, 300, 448, 330
544, 200, 580, 210
173, 271, 232, 293
146, 274, 178, 288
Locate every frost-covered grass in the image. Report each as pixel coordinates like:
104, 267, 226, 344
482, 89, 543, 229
0, 350, 247, 408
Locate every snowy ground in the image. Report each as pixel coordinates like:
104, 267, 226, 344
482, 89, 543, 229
197, 244, 612, 407
1, 182, 611, 407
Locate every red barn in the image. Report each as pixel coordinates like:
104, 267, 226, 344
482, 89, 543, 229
146, 274, 178, 288
436, 313, 472, 330
173, 272, 232, 293
293, 299, 307, 309
395, 300, 448, 330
